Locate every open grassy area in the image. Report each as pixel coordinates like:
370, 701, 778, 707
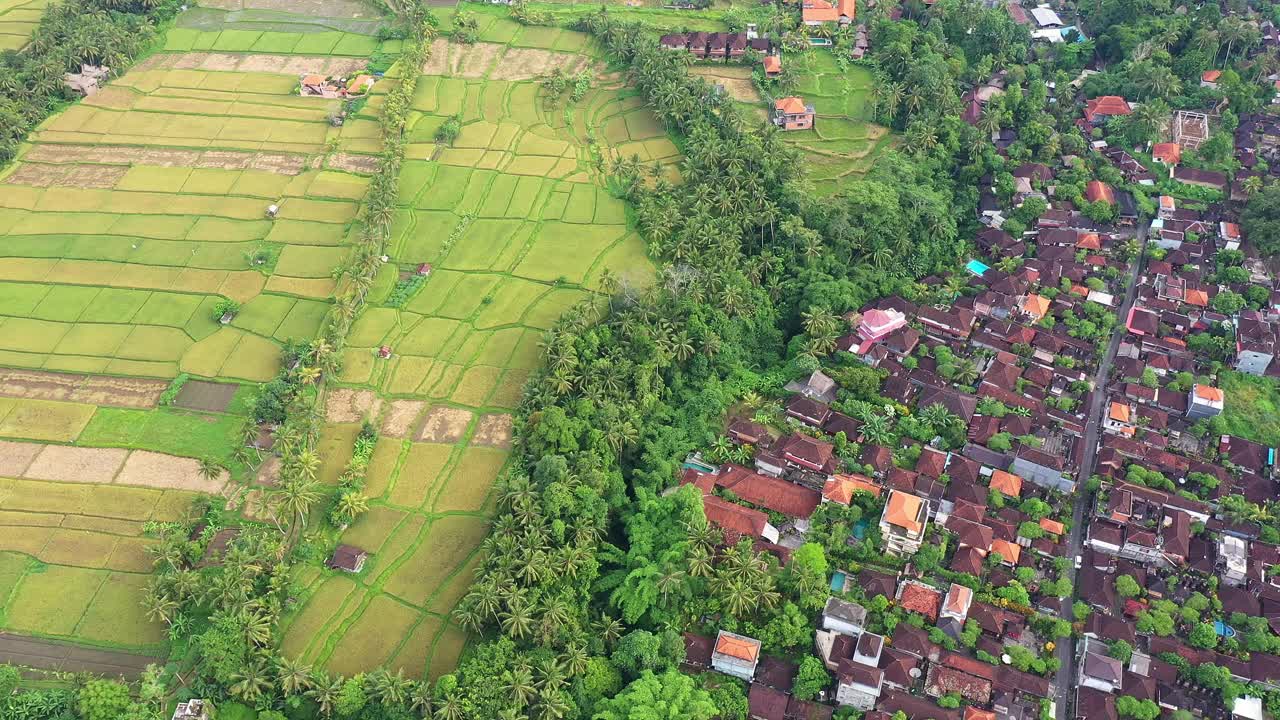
279, 12, 658, 680
1218, 371, 1280, 447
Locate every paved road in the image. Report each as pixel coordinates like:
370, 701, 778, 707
1052, 225, 1148, 720
0, 633, 159, 679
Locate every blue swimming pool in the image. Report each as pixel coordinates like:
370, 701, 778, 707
966, 259, 990, 276
830, 571, 847, 592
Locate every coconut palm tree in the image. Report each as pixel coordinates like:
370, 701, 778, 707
308, 673, 342, 718
276, 656, 313, 698
230, 659, 272, 704
140, 590, 178, 625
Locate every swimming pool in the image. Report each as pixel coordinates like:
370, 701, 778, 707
966, 259, 990, 276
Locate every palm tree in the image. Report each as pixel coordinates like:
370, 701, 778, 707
501, 595, 535, 639
141, 590, 178, 625
434, 692, 466, 720
409, 682, 433, 717
1243, 175, 1265, 195
276, 656, 313, 698
198, 458, 223, 482
370, 668, 411, 707
309, 673, 342, 718
272, 477, 321, 536
920, 403, 958, 432
592, 614, 624, 647
503, 665, 537, 708
230, 659, 272, 704
860, 413, 894, 446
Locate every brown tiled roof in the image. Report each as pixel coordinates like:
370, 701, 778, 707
749, 683, 789, 720
717, 464, 821, 518
898, 582, 942, 620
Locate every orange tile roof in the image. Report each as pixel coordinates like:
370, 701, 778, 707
1070, 284, 1089, 296
989, 470, 1023, 498
966, 708, 997, 720
1076, 232, 1101, 250
1109, 401, 1131, 423
1203, 69, 1222, 83
1022, 294, 1050, 319
990, 538, 1021, 564
1194, 385, 1224, 402
1185, 289, 1209, 307
802, 0, 854, 21
824, 474, 881, 504
1222, 222, 1241, 238
302, 74, 326, 85
763, 55, 781, 73
715, 631, 761, 662
1152, 142, 1181, 165
1085, 96, 1132, 121
943, 583, 972, 616
1159, 195, 1176, 210
884, 490, 924, 534
1086, 180, 1116, 205
1039, 518, 1065, 535
775, 96, 809, 115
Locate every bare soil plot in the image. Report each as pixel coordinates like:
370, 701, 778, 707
0, 632, 159, 679
199, 0, 379, 15
325, 387, 380, 423
489, 47, 592, 82
690, 66, 760, 103
114, 451, 228, 493
471, 413, 512, 448
22, 144, 308, 174
23, 446, 129, 484
0, 370, 166, 408
415, 405, 472, 444
328, 152, 381, 173
6, 163, 128, 189
141, 51, 367, 75
380, 399, 425, 438
0, 440, 42, 476
173, 380, 239, 412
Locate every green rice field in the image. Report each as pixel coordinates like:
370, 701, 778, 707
775, 50, 894, 195
1, 53, 386, 380
0, 479, 201, 653
0, 0, 391, 657
279, 11, 659, 679
0, 0, 46, 50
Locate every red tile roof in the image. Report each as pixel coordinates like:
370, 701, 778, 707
1086, 180, 1116, 205
776, 96, 809, 115
898, 582, 942, 620
718, 464, 821, 518
1084, 96, 1132, 122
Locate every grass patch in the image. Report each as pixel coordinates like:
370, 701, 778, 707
1218, 371, 1280, 446
78, 407, 243, 467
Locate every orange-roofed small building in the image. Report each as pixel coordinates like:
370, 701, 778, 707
880, 490, 928, 555
773, 97, 816, 131
712, 630, 762, 681
1187, 384, 1224, 420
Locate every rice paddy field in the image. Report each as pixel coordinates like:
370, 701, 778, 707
0, 0, 392, 657
0, 0, 45, 50
776, 50, 893, 195
0, 479, 202, 653
278, 10, 660, 679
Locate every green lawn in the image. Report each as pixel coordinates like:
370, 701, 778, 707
1218, 371, 1280, 447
